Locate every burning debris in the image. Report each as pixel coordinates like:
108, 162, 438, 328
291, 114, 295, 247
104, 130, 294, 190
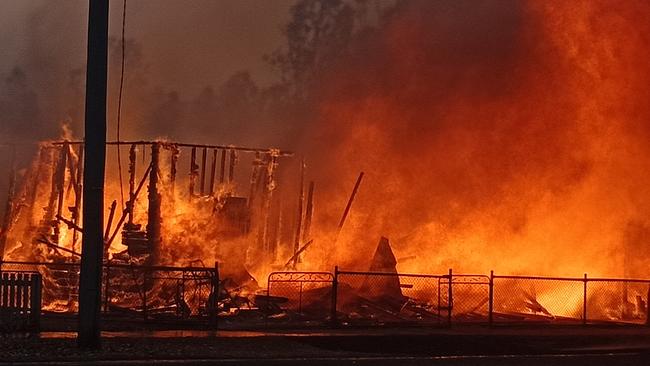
0, 138, 306, 315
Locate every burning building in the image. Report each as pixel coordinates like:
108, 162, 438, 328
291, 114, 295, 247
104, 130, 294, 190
0, 137, 312, 313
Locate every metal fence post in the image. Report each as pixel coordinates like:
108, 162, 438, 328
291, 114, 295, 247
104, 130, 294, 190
489, 270, 494, 327
331, 266, 338, 327
298, 282, 303, 314
437, 277, 441, 320
30, 273, 42, 331
209, 261, 218, 331
646, 284, 650, 327
583, 273, 587, 325
103, 263, 110, 313
448, 268, 453, 327
143, 269, 148, 322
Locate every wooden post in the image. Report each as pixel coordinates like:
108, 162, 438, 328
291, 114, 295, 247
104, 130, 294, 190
103, 200, 117, 257
209, 149, 217, 196
78, 0, 108, 349
147, 143, 161, 265
54, 143, 68, 245
128, 144, 136, 225
228, 150, 236, 183
189, 147, 197, 198
302, 181, 314, 244
72, 144, 84, 253
219, 149, 226, 184
200, 147, 207, 196
170, 144, 179, 197
293, 159, 305, 265
248, 152, 261, 209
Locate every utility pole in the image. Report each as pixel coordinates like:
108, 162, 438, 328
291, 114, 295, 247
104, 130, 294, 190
78, 0, 109, 349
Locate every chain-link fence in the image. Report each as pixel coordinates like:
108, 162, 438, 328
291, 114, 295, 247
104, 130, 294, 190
586, 279, 650, 324
447, 275, 490, 322
334, 269, 449, 326
491, 275, 650, 326
266, 271, 334, 325
492, 275, 585, 324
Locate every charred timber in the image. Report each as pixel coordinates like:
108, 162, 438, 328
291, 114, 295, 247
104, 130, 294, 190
128, 145, 136, 224
293, 159, 305, 263
147, 143, 162, 265
51, 140, 294, 157
302, 181, 314, 244
189, 147, 198, 198
200, 147, 207, 195
209, 149, 217, 196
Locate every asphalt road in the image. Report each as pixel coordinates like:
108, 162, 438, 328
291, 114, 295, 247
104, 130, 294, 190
3, 353, 649, 366
5, 327, 650, 365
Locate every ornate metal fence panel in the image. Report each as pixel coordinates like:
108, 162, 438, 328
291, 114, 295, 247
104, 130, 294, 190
266, 271, 334, 324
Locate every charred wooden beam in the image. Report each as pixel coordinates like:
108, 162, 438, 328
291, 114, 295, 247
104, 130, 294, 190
189, 147, 198, 198
292, 159, 305, 264
128, 144, 136, 225
302, 181, 314, 245
338, 172, 364, 231
209, 149, 217, 196
105, 162, 152, 249
200, 147, 207, 196
71, 144, 84, 252
36, 236, 81, 257
56, 214, 84, 232
51, 143, 69, 245
284, 239, 314, 269
169, 144, 179, 197
228, 149, 237, 183
147, 143, 162, 264
103, 200, 117, 243
261, 152, 279, 256
219, 149, 226, 184
53, 140, 294, 157
248, 152, 262, 209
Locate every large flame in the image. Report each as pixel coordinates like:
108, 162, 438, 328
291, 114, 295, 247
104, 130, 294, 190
299, 0, 650, 278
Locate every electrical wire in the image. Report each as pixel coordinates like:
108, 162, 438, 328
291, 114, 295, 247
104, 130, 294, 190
116, 0, 128, 210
